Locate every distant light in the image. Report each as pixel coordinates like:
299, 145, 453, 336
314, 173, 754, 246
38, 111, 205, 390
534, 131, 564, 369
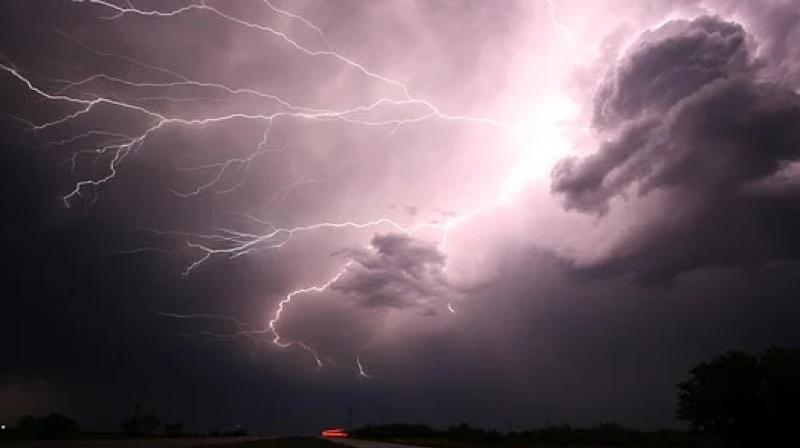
322, 428, 348, 438
1, 424, 6, 430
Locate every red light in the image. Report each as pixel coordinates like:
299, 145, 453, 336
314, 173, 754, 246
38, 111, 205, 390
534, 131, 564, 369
322, 428, 349, 438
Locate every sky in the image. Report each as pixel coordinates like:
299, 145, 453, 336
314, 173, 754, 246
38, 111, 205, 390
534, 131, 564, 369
2, 0, 800, 434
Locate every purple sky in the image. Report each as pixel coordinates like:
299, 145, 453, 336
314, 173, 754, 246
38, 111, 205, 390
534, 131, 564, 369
2, 0, 800, 433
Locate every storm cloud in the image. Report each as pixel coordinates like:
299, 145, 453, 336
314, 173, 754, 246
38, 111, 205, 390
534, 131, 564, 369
332, 234, 453, 310
552, 15, 800, 282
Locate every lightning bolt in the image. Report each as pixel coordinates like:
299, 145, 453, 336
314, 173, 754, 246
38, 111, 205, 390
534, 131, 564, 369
447, 302, 456, 315
545, 0, 574, 41
356, 356, 371, 379
263, 0, 334, 51
266, 262, 357, 368
158, 312, 267, 341
2, 0, 545, 371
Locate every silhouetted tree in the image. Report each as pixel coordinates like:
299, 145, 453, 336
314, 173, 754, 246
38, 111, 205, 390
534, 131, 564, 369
677, 347, 800, 446
16, 414, 79, 439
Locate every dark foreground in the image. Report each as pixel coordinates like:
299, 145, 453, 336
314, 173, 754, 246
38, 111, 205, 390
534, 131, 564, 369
333, 440, 428, 448
334, 438, 711, 448
0, 436, 336, 448
0, 433, 721, 448
347, 423, 724, 447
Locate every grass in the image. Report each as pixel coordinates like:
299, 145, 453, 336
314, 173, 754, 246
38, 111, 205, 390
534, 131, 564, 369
219, 437, 337, 448
351, 424, 722, 448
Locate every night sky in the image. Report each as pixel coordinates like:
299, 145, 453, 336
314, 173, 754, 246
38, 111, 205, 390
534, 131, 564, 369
2, 0, 800, 435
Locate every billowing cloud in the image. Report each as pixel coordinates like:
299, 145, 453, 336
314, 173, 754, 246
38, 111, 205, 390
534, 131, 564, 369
332, 233, 453, 310
593, 16, 753, 128
714, 0, 800, 88
552, 15, 800, 282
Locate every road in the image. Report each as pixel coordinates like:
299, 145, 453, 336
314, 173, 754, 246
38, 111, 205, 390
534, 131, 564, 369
333, 440, 428, 448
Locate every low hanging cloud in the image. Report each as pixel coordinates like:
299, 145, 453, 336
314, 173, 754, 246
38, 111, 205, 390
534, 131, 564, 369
552, 15, 800, 282
332, 233, 454, 310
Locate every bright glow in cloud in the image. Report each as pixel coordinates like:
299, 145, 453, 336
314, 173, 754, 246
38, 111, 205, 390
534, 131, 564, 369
499, 95, 579, 201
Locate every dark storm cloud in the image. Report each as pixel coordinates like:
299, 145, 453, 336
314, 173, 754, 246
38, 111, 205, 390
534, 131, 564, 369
757, 2, 800, 87
332, 233, 452, 309
552, 15, 800, 282
592, 16, 753, 128
714, 0, 800, 88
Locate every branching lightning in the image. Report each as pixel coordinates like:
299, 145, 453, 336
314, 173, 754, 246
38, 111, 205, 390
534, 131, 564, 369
2, 0, 555, 376
158, 312, 266, 341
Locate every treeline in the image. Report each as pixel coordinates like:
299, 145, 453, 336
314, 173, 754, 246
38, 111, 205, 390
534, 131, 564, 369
0, 414, 80, 440
0, 412, 247, 441
352, 423, 719, 447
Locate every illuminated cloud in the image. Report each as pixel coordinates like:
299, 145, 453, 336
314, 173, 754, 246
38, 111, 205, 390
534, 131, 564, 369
592, 16, 752, 128
553, 15, 800, 282
332, 234, 452, 310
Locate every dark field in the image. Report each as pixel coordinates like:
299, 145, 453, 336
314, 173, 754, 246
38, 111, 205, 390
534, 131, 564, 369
223, 438, 337, 448
0, 436, 336, 448
349, 424, 721, 448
